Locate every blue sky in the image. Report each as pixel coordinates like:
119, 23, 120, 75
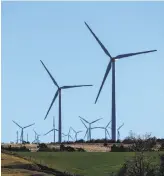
2, 1, 164, 143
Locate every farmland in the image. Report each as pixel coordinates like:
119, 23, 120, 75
16, 151, 163, 176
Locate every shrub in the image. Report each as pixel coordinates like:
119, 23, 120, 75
111, 144, 128, 152
1, 145, 30, 152
116, 139, 121, 143
113, 152, 164, 176
38, 143, 48, 149
160, 143, 164, 150
124, 132, 157, 152
37, 143, 55, 152
75, 147, 85, 152
75, 139, 84, 143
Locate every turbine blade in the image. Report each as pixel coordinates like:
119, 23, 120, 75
62, 133, 67, 137
106, 129, 110, 138
84, 129, 88, 139
12, 120, 22, 128
33, 129, 37, 135
91, 118, 102, 124
71, 127, 76, 133
40, 60, 59, 88
95, 60, 112, 104
68, 127, 71, 134
115, 50, 157, 59
77, 131, 82, 133
53, 116, 55, 127
24, 123, 35, 129
91, 127, 104, 129
106, 120, 112, 128
44, 90, 59, 120
84, 22, 112, 59
44, 129, 53, 135
79, 116, 89, 124
80, 119, 88, 129
117, 123, 124, 130
61, 85, 93, 89
69, 135, 73, 140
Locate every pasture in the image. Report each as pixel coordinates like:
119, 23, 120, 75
16, 152, 163, 176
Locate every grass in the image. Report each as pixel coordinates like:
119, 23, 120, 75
17, 152, 136, 176
16, 151, 164, 176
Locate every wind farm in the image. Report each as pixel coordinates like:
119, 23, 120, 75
2, 2, 163, 176
5, 21, 159, 149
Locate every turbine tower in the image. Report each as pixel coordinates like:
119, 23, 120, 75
12, 120, 35, 143
79, 116, 102, 140
80, 119, 89, 141
117, 123, 124, 141
16, 131, 19, 144
84, 22, 157, 141
92, 120, 111, 140
71, 127, 82, 141
40, 60, 93, 143
44, 116, 58, 143
27, 133, 28, 142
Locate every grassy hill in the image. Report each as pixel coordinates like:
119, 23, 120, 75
1, 152, 53, 176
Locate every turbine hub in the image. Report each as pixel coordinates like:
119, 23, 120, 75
112, 58, 118, 62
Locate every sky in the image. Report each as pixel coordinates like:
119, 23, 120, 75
2, 1, 164, 143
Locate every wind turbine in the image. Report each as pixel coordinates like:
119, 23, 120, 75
117, 123, 124, 141
84, 22, 157, 141
80, 119, 89, 141
79, 116, 102, 140
12, 120, 35, 143
62, 129, 73, 142
62, 133, 67, 142
40, 60, 93, 143
33, 130, 41, 144
92, 120, 111, 140
65, 128, 73, 142
71, 127, 82, 141
44, 116, 58, 143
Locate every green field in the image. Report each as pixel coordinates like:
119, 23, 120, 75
17, 152, 162, 176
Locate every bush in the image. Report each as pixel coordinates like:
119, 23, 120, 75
38, 143, 48, 149
1, 145, 30, 152
60, 144, 75, 152
75, 139, 85, 143
111, 144, 129, 152
75, 147, 85, 152
60, 144, 85, 152
37, 143, 61, 152
160, 143, 164, 151
124, 132, 157, 152
112, 152, 164, 176
117, 139, 121, 143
